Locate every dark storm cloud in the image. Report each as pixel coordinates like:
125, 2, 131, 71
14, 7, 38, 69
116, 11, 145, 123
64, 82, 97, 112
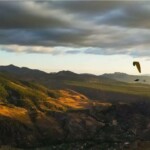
0, 28, 91, 48
95, 3, 150, 29
0, 1, 69, 29
51, 1, 150, 29
0, 1, 150, 57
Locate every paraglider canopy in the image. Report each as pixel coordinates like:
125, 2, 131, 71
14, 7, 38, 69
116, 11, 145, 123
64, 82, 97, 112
133, 61, 141, 73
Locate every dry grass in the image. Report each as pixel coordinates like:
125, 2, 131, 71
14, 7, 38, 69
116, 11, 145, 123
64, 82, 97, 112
57, 90, 90, 109
0, 105, 32, 125
10, 82, 26, 90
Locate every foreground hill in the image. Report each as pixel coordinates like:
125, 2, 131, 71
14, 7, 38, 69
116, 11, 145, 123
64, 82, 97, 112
0, 65, 150, 149
0, 73, 110, 148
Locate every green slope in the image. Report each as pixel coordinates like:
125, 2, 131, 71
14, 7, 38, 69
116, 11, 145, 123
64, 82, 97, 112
66, 80, 150, 98
102, 72, 150, 84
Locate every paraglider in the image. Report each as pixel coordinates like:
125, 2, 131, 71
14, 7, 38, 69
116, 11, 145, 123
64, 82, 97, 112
133, 61, 141, 73
132, 61, 146, 83
133, 61, 141, 82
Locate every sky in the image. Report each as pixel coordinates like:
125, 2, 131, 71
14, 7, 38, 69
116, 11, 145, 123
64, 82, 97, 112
0, 1, 150, 75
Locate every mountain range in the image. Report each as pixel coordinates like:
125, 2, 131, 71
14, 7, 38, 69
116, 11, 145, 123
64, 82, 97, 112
1, 64, 150, 84
0, 65, 150, 149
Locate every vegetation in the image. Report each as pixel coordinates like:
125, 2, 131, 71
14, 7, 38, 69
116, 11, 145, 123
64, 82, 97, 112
0, 66, 150, 149
66, 80, 150, 98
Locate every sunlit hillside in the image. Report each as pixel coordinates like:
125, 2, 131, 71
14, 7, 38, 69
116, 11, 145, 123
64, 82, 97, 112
0, 67, 149, 149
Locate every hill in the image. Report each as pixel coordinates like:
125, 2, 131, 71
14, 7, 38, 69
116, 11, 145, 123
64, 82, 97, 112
0, 73, 101, 148
0, 65, 150, 149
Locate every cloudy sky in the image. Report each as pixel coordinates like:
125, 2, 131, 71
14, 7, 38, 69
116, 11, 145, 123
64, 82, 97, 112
0, 1, 150, 75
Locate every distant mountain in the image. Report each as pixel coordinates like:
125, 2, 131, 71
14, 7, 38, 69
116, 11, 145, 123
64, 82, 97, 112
1, 65, 150, 88
0, 64, 48, 78
0, 65, 115, 86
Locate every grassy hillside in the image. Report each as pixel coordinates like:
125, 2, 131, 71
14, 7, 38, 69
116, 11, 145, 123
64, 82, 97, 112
0, 73, 92, 112
66, 80, 150, 99
0, 66, 150, 149
102, 72, 150, 84
0, 73, 111, 148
